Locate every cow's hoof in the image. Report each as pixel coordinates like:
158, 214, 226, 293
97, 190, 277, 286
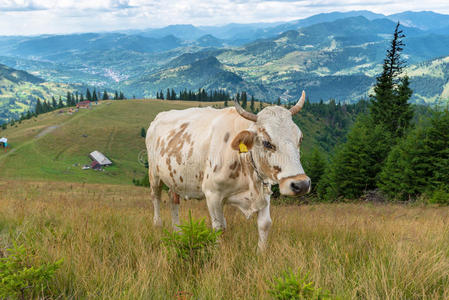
153, 219, 162, 227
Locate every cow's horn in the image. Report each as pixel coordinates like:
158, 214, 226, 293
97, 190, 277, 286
290, 90, 306, 115
234, 99, 257, 122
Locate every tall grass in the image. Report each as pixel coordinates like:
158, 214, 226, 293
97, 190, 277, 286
1, 180, 449, 299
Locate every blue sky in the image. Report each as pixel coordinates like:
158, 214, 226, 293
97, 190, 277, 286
1, 0, 449, 35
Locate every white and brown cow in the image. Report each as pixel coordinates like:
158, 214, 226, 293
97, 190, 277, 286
146, 91, 310, 250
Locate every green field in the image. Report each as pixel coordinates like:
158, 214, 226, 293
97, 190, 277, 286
0, 99, 226, 184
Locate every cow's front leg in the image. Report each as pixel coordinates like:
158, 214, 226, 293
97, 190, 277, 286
257, 201, 272, 251
169, 190, 180, 231
205, 192, 226, 231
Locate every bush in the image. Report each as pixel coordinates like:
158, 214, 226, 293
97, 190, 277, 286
162, 211, 221, 266
428, 185, 449, 205
268, 269, 330, 300
0, 243, 63, 299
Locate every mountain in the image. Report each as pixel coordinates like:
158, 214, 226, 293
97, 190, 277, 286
1, 11, 449, 112
388, 11, 449, 31
0, 63, 78, 123
126, 56, 268, 98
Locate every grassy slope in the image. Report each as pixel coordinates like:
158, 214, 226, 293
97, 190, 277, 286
0, 99, 329, 185
1, 181, 448, 299
0, 99, 221, 184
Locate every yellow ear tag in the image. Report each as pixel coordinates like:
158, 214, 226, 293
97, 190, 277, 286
239, 143, 248, 153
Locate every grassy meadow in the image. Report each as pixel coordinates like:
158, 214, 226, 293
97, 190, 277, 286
1, 180, 449, 299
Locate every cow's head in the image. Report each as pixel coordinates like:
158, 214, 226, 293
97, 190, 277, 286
231, 91, 311, 196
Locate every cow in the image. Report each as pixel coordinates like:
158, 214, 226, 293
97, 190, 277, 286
146, 91, 311, 250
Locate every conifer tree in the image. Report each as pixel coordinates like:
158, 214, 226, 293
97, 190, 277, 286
119, 91, 125, 100
67, 92, 72, 106
277, 97, 281, 106
86, 89, 92, 101
92, 89, 98, 102
250, 95, 255, 112
304, 149, 327, 193
241, 91, 247, 109
370, 22, 413, 139
58, 97, 64, 108
52, 96, 57, 109
35, 98, 43, 114
102, 90, 109, 100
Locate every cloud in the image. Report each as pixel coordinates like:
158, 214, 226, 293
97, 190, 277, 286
0, 0, 449, 35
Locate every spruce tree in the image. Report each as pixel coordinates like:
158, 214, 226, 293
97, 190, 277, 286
250, 95, 255, 112
35, 98, 43, 114
119, 91, 125, 100
92, 89, 98, 102
52, 96, 57, 109
370, 22, 413, 139
102, 90, 109, 100
58, 97, 64, 108
86, 89, 92, 101
241, 91, 247, 109
67, 92, 72, 106
304, 148, 327, 193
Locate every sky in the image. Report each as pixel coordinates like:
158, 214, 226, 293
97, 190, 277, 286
1, 0, 449, 35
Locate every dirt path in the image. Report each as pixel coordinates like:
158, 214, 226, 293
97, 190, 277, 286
0, 107, 100, 162
35, 125, 60, 138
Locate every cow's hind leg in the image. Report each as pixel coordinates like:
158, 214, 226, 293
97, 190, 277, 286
169, 190, 181, 231
149, 172, 163, 227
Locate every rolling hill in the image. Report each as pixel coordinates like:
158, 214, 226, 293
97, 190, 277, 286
0, 63, 79, 123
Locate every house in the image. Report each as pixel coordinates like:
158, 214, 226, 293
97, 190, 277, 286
0, 137, 7, 148
89, 150, 112, 166
77, 101, 91, 109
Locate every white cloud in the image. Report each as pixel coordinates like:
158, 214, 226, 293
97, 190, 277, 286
0, 0, 448, 35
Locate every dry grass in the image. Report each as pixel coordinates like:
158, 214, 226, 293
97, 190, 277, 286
1, 180, 449, 299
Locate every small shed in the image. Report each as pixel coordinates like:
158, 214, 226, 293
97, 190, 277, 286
89, 151, 112, 166
77, 101, 91, 109
0, 137, 7, 148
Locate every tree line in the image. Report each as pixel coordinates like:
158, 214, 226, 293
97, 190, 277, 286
0, 88, 127, 130
304, 23, 449, 203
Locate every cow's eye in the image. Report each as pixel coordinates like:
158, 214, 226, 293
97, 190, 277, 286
263, 141, 274, 150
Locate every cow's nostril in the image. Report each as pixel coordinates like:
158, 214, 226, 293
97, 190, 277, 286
290, 180, 309, 194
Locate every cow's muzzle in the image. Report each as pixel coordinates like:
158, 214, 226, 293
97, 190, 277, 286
279, 174, 311, 196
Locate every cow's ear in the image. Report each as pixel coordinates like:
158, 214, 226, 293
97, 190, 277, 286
231, 130, 255, 153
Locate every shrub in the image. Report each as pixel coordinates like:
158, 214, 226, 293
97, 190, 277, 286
0, 243, 63, 299
162, 211, 221, 266
428, 185, 449, 205
268, 269, 330, 300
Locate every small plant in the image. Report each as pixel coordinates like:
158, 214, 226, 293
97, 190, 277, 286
428, 185, 449, 205
162, 211, 221, 266
0, 243, 63, 299
268, 269, 330, 300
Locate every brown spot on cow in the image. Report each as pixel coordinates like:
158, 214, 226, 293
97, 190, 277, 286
173, 169, 177, 174
172, 192, 180, 205
179, 176, 183, 183
164, 122, 190, 165
229, 161, 238, 170
258, 128, 272, 142
231, 130, 255, 151
274, 166, 282, 174
224, 132, 230, 143
156, 165, 160, 172
188, 147, 194, 159
213, 165, 218, 172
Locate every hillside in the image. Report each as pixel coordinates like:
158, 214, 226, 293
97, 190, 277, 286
0, 99, 361, 184
0, 63, 79, 123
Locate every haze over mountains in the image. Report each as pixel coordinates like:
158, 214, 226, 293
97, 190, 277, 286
1, 10, 449, 122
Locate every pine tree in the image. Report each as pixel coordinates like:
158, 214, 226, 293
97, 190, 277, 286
35, 98, 43, 114
67, 92, 72, 106
156, 91, 160, 99
86, 89, 92, 101
167, 88, 171, 100
171, 89, 176, 100
370, 22, 413, 139
114, 91, 119, 100
52, 96, 57, 109
304, 149, 327, 193
318, 116, 391, 200
119, 91, 125, 100
58, 97, 64, 108
277, 97, 281, 106
241, 91, 247, 109
92, 89, 98, 102
102, 90, 109, 100
250, 95, 255, 112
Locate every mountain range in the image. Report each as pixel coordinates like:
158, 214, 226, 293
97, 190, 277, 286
1, 10, 449, 122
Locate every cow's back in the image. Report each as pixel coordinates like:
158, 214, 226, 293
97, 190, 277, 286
146, 106, 250, 198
